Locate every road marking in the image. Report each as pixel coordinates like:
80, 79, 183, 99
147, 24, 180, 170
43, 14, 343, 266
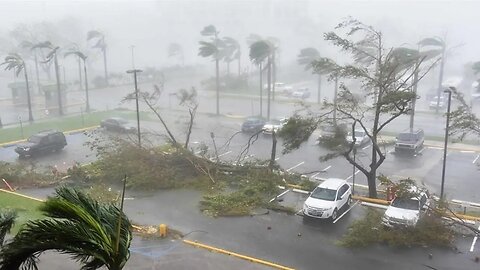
218, 151, 232, 157
345, 170, 360, 180
286, 161, 305, 172
321, 165, 331, 172
333, 200, 359, 224
362, 145, 371, 150
461, 150, 476, 154
296, 209, 303, 216
415, 147, 426, 156
275, 157, 280, 161
473, 154, 480, 164
311, 172, 320, 179
428, 146, 444, 150
269, 189, 290, 203
470, 226, 480, 252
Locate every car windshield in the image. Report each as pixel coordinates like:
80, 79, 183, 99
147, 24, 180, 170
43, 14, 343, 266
310, 187, 337, 201
398, 133, 416, 141
28, 135, 42, 143
267, 120, 281, 125
391, 198, 419, 210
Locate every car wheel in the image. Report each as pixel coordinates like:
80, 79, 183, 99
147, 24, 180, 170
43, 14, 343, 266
331, 208, 338, 221
347, 195, 353, 207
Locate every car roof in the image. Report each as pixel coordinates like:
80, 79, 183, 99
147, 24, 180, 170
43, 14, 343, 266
35, 130, 62, 136
318, 178, 347, 190
108, 117, 127, 121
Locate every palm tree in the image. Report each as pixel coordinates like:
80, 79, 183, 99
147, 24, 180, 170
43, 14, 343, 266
198, 25, 222, 115
67, 43, 84, 91
32, 41, 63, 115
87, 30, 108, 86
65, 50, 90, 112
0, 187, 132, 270
222, 37, 241, 76
298, 47, 323, 104
250, 40, 274, 120
168, 43, 184, 66
19, 41, 42, 95
0, 211, 16, 246
1, 53, 34, 122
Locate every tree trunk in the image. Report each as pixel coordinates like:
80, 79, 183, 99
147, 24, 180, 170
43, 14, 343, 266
238, 54, 241, 76
77, 57, 83, 91
269, 130, 277, 172
34, 52, 41, 95
333, 76, 338, 126
54, 54, 63, 115
215, 58, 220, 115
272, 51, 276, 101
24, 66, 34, 122
259, 62, 263, 117
317, 74, 322, 104
367, 170, 378, 198
226, 61, 230, 76
84, 60, 90, 112
409, 69, 419, 130
267, 56, 272, 120
103, 47, 109, 86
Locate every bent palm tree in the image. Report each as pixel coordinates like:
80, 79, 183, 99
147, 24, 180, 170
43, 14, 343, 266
65, 50, 90, 112
87, 30, 108, 86
0, 210, 16, 246
250, 40, 274, 120
298, 47, 322, 104
0, 187, 132, 270
32, 41, 63, 115
2, 53, 34, 122
198, 25, 223, 115
222, 37, 240, 76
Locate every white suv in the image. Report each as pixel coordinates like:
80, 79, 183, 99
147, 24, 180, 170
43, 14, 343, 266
382, 189, 430, 228
303, 178, 352, 221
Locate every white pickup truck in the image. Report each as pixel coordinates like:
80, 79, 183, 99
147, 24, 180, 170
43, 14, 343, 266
382, 189, 430, 228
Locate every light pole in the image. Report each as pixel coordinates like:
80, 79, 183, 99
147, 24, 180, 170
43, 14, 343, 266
126, 69, 142, 147
440, 87, 454, 199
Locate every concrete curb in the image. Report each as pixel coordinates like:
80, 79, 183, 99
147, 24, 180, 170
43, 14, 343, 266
183, 239, 295, 270
0, 188, 45, 202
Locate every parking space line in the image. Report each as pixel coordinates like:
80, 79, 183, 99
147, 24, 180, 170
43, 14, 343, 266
321, 165, 331, 172
311, 172, 320, 179
461, 150, 476, 154
218, 151, 232, 157
345, 170, 360, 180
427, 146, 444, 150
286, 161, 305, 172
275, 157, 280, 161
415, 147, 426, 156
333, 200, 359, 224
269, 189, 290, 203
470, 226, 480, 252
362, 145, 371, 150
473, 154, 480, 164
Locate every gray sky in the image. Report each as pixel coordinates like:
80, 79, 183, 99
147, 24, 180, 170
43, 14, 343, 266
0, 0, 478, 76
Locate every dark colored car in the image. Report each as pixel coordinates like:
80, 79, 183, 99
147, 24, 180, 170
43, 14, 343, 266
241, 117, 266, 133
15, 130, 67, 158
395, 129, 425, 154
100, 117, 137, 133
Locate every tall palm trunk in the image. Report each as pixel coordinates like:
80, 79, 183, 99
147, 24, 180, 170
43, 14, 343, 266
267, 56, 272, 120
77, 57, 83, 90
259, 62, 263, 117
409, 69, 419, 130
237, 54, 241, 76
436, 48, 445, 114
317, 74, 322, 104
54, 54, 63, 115
23, 66, 34, 122
272, 52, 276, 101
83, 59, 90, 112
103, 47, 108, 86
215, 58, 220, 115
333, 76, 338, 126
33, 53, 41, 95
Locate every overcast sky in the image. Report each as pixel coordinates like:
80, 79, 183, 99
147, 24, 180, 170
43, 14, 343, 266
0, 0, 477, 76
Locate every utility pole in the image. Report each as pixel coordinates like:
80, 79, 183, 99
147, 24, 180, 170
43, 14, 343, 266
440, 87, 453, 199
130, 45, 135, 69
126, 69, 142, 147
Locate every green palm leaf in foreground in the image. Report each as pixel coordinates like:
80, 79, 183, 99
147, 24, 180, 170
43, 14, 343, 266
0, 210, 17, 246
0, 187, 132, 270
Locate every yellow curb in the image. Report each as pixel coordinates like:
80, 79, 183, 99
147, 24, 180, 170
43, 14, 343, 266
286, 184, 304, 189
63, 125, 99, 135
446, 212, 480, 222
223, 113, 245, 119
0, 188, 45, 202
183, 239, 295, 270
352, 195, 390, 206
0, 139, 26, 147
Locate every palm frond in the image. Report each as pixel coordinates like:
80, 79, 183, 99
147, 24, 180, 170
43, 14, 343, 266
0, 210, 17, 246
198, 41, 218, 58
246, 34, 262, 46
200, 25, 217, 37
297, 47, 320, 70
249, 40, 272, 65
87, 30, 103, 41
65, 51, 87, 60
418, 37, 445, 48
31, 41, 53, 50
472, 61, 480, 75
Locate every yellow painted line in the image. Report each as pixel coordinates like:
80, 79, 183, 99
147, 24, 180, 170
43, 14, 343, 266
352, 195, 390, 205
0, 188, 45, 202
446, 212, 480, 222
286, 184, 304, 189
0, 139, 26, 147
63, 125, 99, 135
183, 239, 295, 270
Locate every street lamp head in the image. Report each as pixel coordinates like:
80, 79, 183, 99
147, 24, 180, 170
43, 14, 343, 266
443, 86, 456, 93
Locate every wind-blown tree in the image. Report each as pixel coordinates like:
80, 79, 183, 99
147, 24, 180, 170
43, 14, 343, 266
298, 47, 333, 105
0, 187, 132, 270
418, 37, 445, 114
18, 41, 42, 95
449, 87, 480, 140
66, 43, 84, 91
279, 19, 439, 198
32, 41, 63, 115
87, 30, 108, 86
1, 53, 34, 122
168, 43, 184, 66
0, 211, 16, 246
221, 37, 241, 76
247, 34, 265, 117
250, 40, 275, 120
198, 25, 223, 116
65, 50, 90, 112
